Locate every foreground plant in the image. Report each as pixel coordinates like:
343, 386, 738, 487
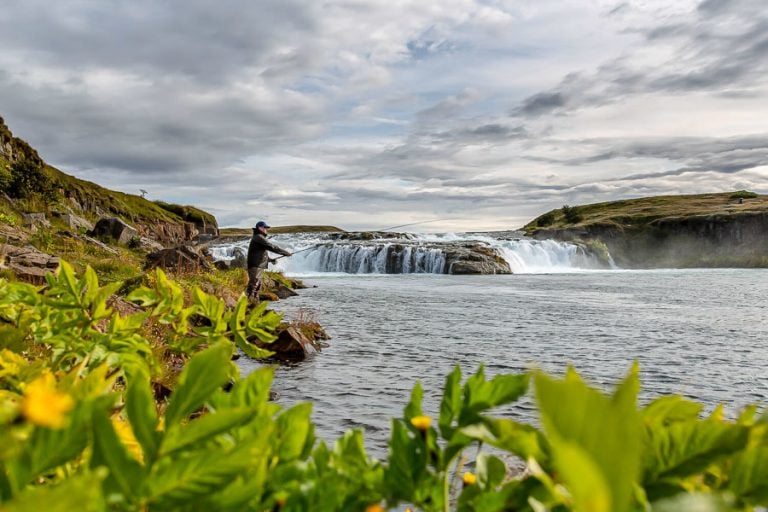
0, 264, 766, 511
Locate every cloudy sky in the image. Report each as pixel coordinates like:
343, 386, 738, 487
1, 0, 766, 230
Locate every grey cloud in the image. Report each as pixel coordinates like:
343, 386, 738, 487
510, 0, 768, 117
516, 92, 566, 117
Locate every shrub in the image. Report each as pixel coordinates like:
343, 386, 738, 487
4, 158, 57, 201
536, 211, 556, 227
561, 204, 583, 224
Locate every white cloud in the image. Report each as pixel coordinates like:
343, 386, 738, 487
0, 0, 766, 231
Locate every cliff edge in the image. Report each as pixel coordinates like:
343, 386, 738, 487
523, 192, 768, 268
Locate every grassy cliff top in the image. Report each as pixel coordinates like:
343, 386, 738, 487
523, 191, 768, 233
220, 225, 344, 236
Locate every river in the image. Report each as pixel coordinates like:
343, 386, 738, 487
214, 234, 768, 456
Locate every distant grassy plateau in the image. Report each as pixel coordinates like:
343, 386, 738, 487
524, 191, 768, 268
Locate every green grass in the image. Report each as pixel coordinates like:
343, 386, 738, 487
523, 191, 768, 232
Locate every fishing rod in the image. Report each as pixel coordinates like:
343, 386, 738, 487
272, 244, 320, 261
377, 218, 450, 232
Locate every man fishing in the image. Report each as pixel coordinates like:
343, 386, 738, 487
246, 221, 292, 302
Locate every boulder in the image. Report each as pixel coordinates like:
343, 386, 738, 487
53, 212, 93, 232
58, 230, 120, 255
251, 325, 323, 362
138, 237, 164, 252
145, 245, 213, 272
21, 213, 50, 230
91, 217, 139, 245
0, 244, 59, 284
444, 244, 511, 275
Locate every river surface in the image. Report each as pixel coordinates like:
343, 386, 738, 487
236, 269, 768, 456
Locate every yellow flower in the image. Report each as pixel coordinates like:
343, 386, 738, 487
410, 415, 432, 431
462, 472, 477, 486
21, 373, 74, 428
365, 505, 385, 512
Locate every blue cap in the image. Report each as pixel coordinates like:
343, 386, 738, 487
254, 220, 271, 229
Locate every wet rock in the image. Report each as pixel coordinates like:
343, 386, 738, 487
91, 217, 139, 245
444, 244, 511, 275
252, 325, 322, 362
0, 244, 59, 284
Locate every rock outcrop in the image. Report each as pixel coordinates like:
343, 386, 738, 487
145, 245, 213, 272
90, 217, 139, 245
443, 243, 511, 274
0, 244, 59, 284
530, 211, 768, 268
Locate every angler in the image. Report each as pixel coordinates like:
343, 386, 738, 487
246, 221, 292, 303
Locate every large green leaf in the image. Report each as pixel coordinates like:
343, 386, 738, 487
459, 366, 528, 425
642, 395, 703, 427
146, 445, 257, 507
460, 417, 548, 463
644, 418, 749, 483
90, 410, 145, 502
1, 470, 106, 512
125, 371, 160, 465
276, 403, 315, 461
161, 408, 255, 456
534, 365, 642, 512
727, 445, 768, 505
164, 341, 234, 426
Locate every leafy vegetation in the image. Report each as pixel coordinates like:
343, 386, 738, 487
1, 265, 766, 511
3, 158, 57, 202
561, 204, 583, 224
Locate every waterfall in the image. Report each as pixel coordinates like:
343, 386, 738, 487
209, 232, 613, 275
292, 243, 446, 274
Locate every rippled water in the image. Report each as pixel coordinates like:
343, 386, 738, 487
237, 269, 768, 456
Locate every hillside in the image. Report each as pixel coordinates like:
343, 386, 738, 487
523, 191, 768, 268
0, 115, 218, 240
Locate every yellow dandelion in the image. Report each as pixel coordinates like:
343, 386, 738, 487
21, 373, 74, 429
463, 472, 477, 486
410, 415, 432, 431
365, 505, 385, 512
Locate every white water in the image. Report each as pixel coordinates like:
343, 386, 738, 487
209, 232, 609, 275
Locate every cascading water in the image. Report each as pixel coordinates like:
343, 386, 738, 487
209, 232, 613, 275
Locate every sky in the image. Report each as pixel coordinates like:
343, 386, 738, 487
1, 0, 767, 231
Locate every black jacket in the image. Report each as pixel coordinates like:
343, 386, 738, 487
247, 232, 291, 269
